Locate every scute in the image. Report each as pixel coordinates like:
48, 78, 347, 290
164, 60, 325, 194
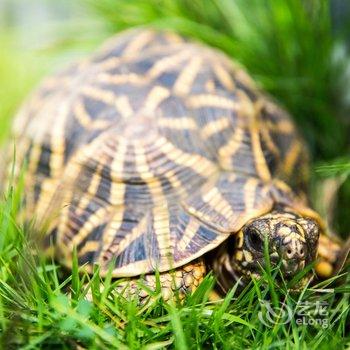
183, 173, 274, 232
9, 28, 311, 277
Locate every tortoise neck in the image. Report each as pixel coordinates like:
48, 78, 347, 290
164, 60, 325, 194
206, 240, 244, 294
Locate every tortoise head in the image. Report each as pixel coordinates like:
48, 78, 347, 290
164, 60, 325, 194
213, 208, 320, 291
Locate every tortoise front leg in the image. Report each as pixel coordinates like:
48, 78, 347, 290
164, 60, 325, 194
117, 259, 206, 301
316, 234, 350, 278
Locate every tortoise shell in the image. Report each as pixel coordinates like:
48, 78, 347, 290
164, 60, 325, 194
10, 29, 320, 277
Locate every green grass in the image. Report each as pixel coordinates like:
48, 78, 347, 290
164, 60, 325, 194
0, 182, 349, 349
1, 162, 347, 343
0, 0, 350, 348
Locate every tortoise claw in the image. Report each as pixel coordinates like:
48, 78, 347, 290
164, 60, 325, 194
333, 234, 350, 276
315, 233, 350, 279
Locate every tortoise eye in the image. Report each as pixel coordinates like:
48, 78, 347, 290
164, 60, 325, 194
245, 227, 263, 252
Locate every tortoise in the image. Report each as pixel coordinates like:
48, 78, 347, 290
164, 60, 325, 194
6, 29, 345, 299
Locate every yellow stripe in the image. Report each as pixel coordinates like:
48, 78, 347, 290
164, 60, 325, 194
153, 207, 172, 257
82, 86, 116, 105
250, 124, 271, 182
78, 241, 100, 257
75, 161, 105, 218
57, 161, 82, 243
143, 85, 170, 111
114, 95, 134, 119
238, 92, 271, 182
187, 94, 238, 110
95, 57, 121, 71
163, 32, 184, 44
213, 63, 235, 90
205, 80, 215, 92
202, 187, 236, 220
243, 177, 259, 211
97, 209, 124, 261
173, 57, 202, 95
50, 132, 66, 178
132, 140, 165, 199
260, 124, 280, 158
178, 218, 201, 251
161, 168, 184, 194
35, 177, 60, 224
147, 50, 190, 79
104, 214, 148, 259
158, 117, 197, 130
74, 99, 111, 129
284, 141, 302, 175
200, 116, 231, 139
27, 143, 42, 175
267, 119, 294, 134
97, 73, 145, 85
218, 128, 244, 169
110, 141, 127, 205
122, 30, 155, 56
69, 206, 110, 248
156, 137, 216, 175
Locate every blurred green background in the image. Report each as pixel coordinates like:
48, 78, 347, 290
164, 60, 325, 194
0, 0, 349, 233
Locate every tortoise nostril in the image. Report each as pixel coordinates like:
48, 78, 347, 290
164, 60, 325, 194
283, 244, 305, 259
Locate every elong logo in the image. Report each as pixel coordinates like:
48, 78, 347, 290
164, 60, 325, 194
258, 299, 329, 328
